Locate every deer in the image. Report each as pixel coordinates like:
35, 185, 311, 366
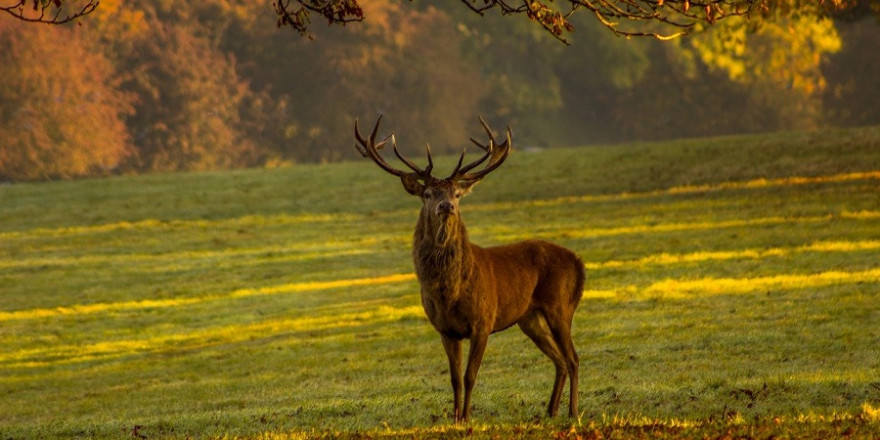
354, 115, 585, 423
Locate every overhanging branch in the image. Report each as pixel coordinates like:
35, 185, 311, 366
1, 0, 99, 25
273, 0, 762, 42
465, 0, 759, 40
273, 0, 364, 37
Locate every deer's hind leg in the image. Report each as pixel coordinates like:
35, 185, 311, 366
560, 332, 579, 418
545, 311, 580, 418
518, 310, 568, 417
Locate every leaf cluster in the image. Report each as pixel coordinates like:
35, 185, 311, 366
0, 19, 133, 180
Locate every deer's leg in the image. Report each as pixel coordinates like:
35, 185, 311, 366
546, 314, 580, 418
518, 310, 567, 417
462, 330, 489, 422
440, 335, 463, 423
562, 334, 579, 417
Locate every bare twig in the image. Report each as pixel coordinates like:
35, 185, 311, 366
273, 0, 363, 37
0, 0, 99, 25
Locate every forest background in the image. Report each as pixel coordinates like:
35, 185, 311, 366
1, 0, 878, 181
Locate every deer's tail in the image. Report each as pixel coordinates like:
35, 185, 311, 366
571, 255, 586, 308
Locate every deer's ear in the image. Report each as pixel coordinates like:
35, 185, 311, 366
401, 175, 425, 196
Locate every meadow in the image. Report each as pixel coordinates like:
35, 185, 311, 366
1, 126, 879, 439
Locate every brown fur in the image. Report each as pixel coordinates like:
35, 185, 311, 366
412, 179, 584, 422
355, 116, 585, 422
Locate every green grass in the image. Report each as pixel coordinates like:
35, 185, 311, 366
1, 126, 879, 439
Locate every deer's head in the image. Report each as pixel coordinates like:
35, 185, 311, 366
355, 115, 511, 245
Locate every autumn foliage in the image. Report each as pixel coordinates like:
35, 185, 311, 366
119, 18, 262, 172
0, 20, 132, 180
0, 0, 878, 181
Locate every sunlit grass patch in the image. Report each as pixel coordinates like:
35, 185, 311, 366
0, 213, 358, 240
569, 265, 880, 300
641, 267, 880, 299
0, 245, 372, 272
0, 272, 415, 322
239, 409, 880, 440
470, 170, 880, 213
0, 302, 425, 368
484, 210, 879, 243
585, 239, 880, 270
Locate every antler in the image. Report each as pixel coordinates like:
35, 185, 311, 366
355, 115, 434, 181
447, 115, 512, 182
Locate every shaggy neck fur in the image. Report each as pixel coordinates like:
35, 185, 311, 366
412, 209, 474, 303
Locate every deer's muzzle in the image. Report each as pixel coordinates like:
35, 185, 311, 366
436, 201, 456, 216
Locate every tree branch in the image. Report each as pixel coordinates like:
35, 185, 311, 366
268, 0, 826, 43
273, 0, 363, 37
0, 0, 99, 25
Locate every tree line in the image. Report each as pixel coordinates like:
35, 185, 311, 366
1, 0, 878, 181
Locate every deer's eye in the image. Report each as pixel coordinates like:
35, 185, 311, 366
453, 191, 462, 199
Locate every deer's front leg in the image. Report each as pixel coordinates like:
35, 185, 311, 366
440, 335, 463, 423
462, 331, 489, 422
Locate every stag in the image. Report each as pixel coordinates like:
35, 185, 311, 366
355, 116, 585, 422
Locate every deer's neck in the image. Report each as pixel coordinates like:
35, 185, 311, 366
412, 212, 474, 302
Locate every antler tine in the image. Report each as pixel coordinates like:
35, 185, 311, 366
355, 116, 409, 178
392, 136, 432, 178
354, 117, 389, 156
424, 143, 434, 176
354, 118, 368, 157
449, 147, 469, 177
467, 115, 506, 151
354, 115, 434, 181
453, 145, 494, 178
448, 116, 511, 182
469, 137, 491, 152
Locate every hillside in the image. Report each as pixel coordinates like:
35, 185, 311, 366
1, 126, 879, 439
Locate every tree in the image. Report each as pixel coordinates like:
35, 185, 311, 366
0, 20, 133, 181
117, 16, 264, 172
214, 0, 488, 162
822, 13, 880, 126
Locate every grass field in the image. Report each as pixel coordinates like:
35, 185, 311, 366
1, 126, 879, 439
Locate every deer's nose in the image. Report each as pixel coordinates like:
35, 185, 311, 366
436, 201, 455, 215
